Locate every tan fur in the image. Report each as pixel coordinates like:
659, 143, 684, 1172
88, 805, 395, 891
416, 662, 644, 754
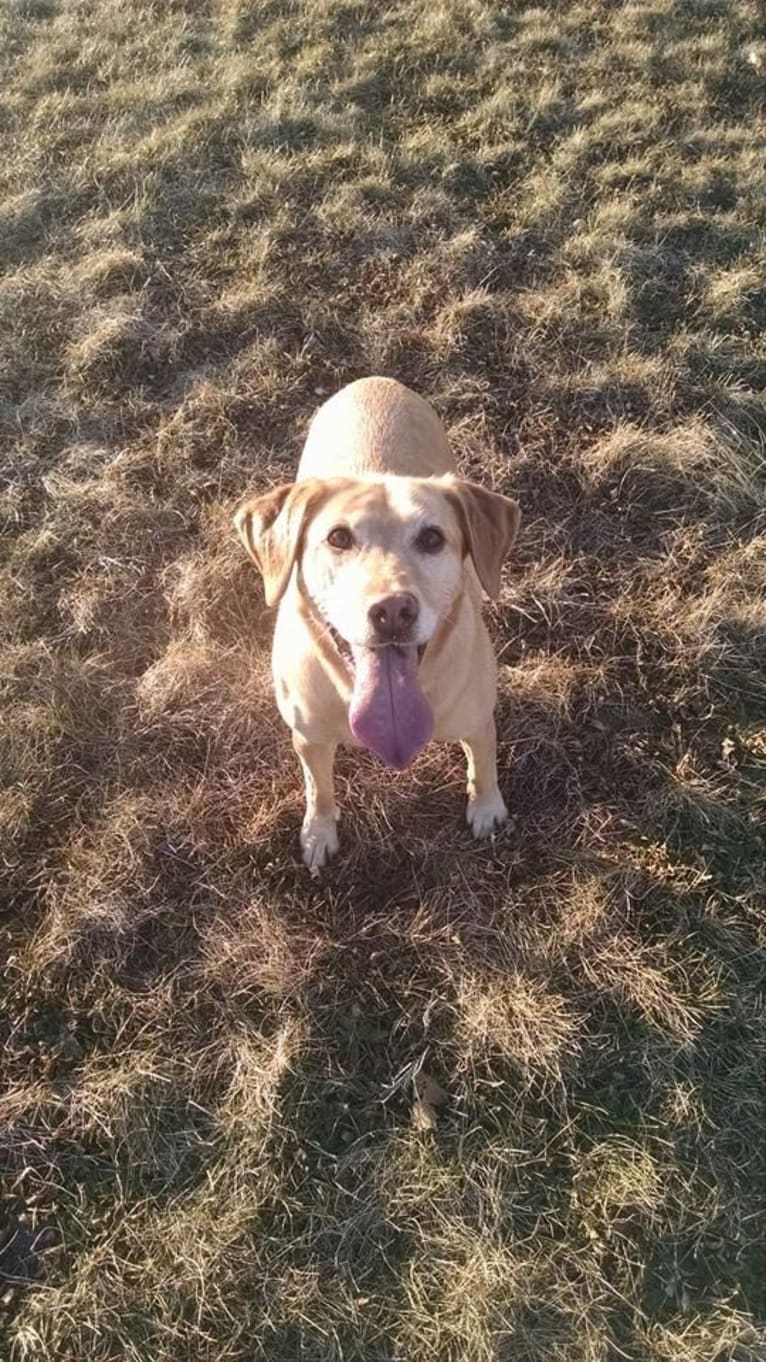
235, 376, 521, 868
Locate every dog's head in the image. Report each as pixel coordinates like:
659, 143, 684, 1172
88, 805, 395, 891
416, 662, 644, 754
234, 473, 520, 629
234, 475, 520, 768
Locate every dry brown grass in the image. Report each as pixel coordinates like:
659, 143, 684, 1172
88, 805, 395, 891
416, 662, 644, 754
2, 0, 765, 1358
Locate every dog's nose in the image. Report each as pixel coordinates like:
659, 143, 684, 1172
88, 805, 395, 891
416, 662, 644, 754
368, 592, 419, 642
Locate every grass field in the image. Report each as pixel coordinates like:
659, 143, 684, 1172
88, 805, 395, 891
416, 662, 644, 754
2, 0, 765, 1358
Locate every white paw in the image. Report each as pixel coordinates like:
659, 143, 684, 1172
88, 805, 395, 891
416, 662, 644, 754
467, 790, 508, 839
301, 814, 339, 872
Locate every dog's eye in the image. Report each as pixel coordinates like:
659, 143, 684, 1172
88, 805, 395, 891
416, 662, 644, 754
415, 525, 445, 553
327, 525, 354, 550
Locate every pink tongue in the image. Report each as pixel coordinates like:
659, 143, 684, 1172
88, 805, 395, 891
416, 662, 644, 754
349, 645, 433, 771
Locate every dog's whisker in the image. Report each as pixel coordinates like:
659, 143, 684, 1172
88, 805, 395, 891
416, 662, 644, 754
307, 597, 428, 660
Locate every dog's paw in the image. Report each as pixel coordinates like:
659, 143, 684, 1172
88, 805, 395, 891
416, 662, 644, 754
467, 789, 508, 839
301, 814, 339, 872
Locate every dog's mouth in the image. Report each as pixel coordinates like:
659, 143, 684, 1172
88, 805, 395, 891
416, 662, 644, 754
327, 623, 427, 669
324, 623, 432, 769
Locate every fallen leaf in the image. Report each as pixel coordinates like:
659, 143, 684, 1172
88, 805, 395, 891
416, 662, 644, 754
415, 1071, 448, 1106
720, 737, 737, 767
412, 1098, 438, 1131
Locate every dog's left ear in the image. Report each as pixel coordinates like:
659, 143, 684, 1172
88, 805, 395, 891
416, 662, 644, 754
442, 478, 521, 599
234, 480, 325, 606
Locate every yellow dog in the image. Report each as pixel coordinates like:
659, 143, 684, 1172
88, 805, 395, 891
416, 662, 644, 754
235, 377, 521, 868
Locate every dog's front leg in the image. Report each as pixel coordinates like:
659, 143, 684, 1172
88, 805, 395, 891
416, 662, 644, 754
292, 734, 339, 869
461, 719, 508, 838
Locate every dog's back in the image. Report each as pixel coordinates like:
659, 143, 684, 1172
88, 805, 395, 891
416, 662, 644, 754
297, 376, 455, 481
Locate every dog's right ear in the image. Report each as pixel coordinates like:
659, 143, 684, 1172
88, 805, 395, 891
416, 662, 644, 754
234, 481, 323, 607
